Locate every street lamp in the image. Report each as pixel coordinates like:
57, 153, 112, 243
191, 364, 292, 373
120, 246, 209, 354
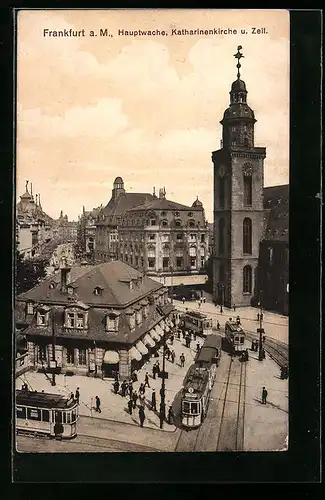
257, 290, 264, 362
50, 310, 56, 386
170, 266, 174, 304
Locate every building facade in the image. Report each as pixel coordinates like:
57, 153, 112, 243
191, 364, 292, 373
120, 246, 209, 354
76, 205, 102, 259
53, 211, 78, 242
118, 188, 210, 279
15, 260, 174, 380
95, 177, 154, 262
212, 47, 288, 314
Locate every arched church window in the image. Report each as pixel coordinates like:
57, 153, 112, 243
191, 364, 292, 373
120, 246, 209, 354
243, 265, 252, 293
218, 219, 225, 255
243, 218, 252, 254
244, 176, 252, 206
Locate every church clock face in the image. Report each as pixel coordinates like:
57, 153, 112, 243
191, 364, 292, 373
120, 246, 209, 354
219, 165, 226, 178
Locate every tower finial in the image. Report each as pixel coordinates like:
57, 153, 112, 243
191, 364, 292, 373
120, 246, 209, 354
30, 183, 33, 196
234, 45, 244, 79
36, 194, 38, 205
25, 180, 29, 192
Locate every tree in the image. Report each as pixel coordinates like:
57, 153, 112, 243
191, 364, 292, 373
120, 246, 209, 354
16, 251, 48, 295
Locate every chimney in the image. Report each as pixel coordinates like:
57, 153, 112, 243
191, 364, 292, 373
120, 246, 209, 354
60, 257, 71, 293
159, 188, 165, 200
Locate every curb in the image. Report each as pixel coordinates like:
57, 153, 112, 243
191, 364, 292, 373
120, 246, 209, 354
80, 414, 179, 433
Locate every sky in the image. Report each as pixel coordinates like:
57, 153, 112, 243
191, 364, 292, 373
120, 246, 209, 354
16, 9, 289, 222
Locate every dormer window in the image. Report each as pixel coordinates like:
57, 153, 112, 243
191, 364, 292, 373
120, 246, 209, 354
67, 286, 74, 295
175, 219, 181, 227
64, 307, 88, 330
27, 302, 34, 315
136, 308, 142, 326
37, 307, 50, 327
94, 286, 103, 296
105, 312, 119, 333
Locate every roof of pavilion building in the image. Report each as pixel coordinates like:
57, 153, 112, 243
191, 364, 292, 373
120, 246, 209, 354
97, 192, 154, 225
127, 196, 204, 213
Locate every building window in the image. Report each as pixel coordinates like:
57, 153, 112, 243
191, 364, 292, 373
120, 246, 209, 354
174, 211, 180, 217
150, 219, 156, 226
161, 220, 168, 227
243, 265, 252, 293
219, 177, 225, 208
27, 302, 33, 315
78, 348, 87, 365
176, 257, 183, 268
37, 311, 47, 326
218, 219, 225, 255
268, 247, 273, 265
149, 234, 155, 240
38, 345, 47, 361
200, 234, 205, 243
188, 220, 195, 227
66, 347, 74, 364
244, 176, 252, 206
135, 256, 139, 267
67, 313, 75, 328
243, 218, 252, 254
163, 257, 169, 269
136, 310, 142, 326
190, 257, 196, 267
76, 314, 84, 328
66, 312, 86, 329
176, 233, 183, 240
106, 316, 116, 331
148, 258, 155, 268
175, 219, 181, 227
161, 211, 166, 217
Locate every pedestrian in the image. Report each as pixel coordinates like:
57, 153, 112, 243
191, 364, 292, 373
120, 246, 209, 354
198, 300, 201, 308
121, 380, 127, 397
180, 353, 185, 368
139, 406, 145, 427
203, 297, 206, 304
257, 312, 260, 322
139, 383, 145, 395
114, 371, 119, 382
262, 348, 266, 359
260, 313, 264, 321
251, 340, 254, 351
182, 297, 185, 304
144, 372, 150, 388
113, 379, 119, 394
139, 393, 145, 407
168, 406, 175, 425
200, 297, 203, 304
127, 397, 133, 415
171, 350, 175, 364
152, 364, 157, 379
156, 361, 160, 375
220, 305, 223, 313
233, 304, 236, 312
131, 369, 138, 382
193, 331, 197, 341
95, 395, 101, 413
245, 349, 249, 361
166, 348, 170, 361
217, 321, 220, 330
177, 330, 181, 339
170, 334, 174, 345
75, 387, 80, 404
151, 388, 157, 411
261, 387, 268, 404
196, 343, 200, 353
132, 391, 138, 409
236, 316, 241, 325
128, 380, 133, 397
263, 335, 266, 343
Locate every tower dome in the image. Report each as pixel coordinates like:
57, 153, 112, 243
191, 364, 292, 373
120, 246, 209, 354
192, 196, 203, 208
112, 176, 125, 200
231, 79, 247, 92
114, 176, 124, 185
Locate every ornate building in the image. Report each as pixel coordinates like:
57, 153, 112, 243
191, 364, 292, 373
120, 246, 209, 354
95, 177, 154, 262
15, 260, 174, 380
16, 181, 54, 258
76, 205, 102, 259
118, 187, 210, 281
212, 46, 288, 313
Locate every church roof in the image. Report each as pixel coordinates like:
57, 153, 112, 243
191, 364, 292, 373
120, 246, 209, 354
127, 197, 201, 212
231, 79, 247, 92
263, 184, 289, 243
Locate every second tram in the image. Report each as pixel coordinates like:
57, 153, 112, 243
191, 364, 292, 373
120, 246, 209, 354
224, 318, 246, 354
16, 389, 79, 439
180, 311, 213, 338
181, 334, 222, 428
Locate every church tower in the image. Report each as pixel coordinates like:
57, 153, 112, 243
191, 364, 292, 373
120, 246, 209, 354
212, 46, 266, 307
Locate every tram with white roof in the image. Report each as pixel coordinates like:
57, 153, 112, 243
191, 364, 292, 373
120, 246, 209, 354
181, 334, 222, 428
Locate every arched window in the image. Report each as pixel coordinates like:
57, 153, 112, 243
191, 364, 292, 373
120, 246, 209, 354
161, 219, 168, 227
243, 265, 252, 293
243, 218, 252, 254
244, 176, 252, 206
218, 218, 225, 255
219, 177, 225, 208
268, 247, 273, 265
174, 219, 182, 227
188, 219, 195, 228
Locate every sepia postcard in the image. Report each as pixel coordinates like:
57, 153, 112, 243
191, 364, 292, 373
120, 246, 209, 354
14, 8, 290, 458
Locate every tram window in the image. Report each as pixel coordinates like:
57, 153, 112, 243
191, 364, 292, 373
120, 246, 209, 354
16, 406, 26, 419
42, 410, 50, 422
234, 336, 239, 342
183, 402, 190, 414
54, 411, 62, 423
240, 337, 244, 344
190, 403, 199, 414
72, 410, 76, 422
66, 412, 71, 423
62, 412, 66, 424
27, 408, 41, 421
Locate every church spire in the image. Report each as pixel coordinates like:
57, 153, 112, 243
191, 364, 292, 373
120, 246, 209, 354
234, 45, 244, 79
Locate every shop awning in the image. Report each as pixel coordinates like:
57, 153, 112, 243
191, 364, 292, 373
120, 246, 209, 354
129, 347, 142, 361
150, 329, 161, 342
155, 324, 164, 337
143, 334, 155, 348
103, 350, 119, 364
136, 341, 149, 356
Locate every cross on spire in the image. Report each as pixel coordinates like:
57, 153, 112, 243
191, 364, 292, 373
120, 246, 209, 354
234, 45, 244, 79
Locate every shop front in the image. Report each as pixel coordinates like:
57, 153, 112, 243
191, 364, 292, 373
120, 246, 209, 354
102, 349, 120, 379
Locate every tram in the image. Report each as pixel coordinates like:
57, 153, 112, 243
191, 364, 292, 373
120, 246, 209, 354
224, 318, 246, 355
15, 389, 79, 439
180, 311, 213, 338
181, 334, 222, 428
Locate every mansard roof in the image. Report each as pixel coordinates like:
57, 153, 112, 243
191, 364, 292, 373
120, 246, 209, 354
127, 197, 202, 212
